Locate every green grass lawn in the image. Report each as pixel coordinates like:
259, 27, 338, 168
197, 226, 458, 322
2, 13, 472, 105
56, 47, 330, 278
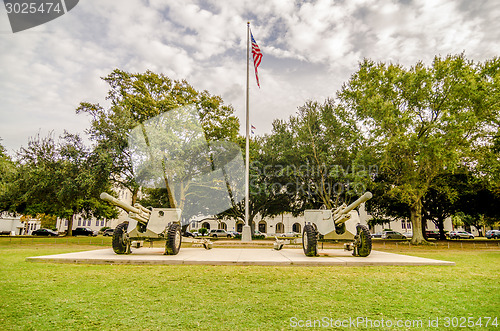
0, 238, 498, 330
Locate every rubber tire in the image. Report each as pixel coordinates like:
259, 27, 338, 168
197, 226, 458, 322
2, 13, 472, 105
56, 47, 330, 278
112, 222, 130, 254
165, 223, 182, 255
354, 224, 372, 257
302, 224, 318, 257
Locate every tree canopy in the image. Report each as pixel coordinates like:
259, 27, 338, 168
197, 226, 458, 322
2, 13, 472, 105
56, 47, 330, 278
77, 69, 240, 206
338, 54, 500, 243
2, 56, 499, 240
0, 140, 16, 208
0, 133, 117, 235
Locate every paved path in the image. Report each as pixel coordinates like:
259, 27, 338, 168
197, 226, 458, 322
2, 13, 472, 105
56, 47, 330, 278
26, 247, 455, 266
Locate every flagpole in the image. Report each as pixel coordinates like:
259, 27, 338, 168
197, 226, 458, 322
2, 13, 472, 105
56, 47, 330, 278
241, 21, 252, 242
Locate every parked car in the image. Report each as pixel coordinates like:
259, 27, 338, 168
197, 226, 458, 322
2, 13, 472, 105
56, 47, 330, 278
32, 228, 59, 237
402, 232, 413, 239
485, 230, 500, 239
253, 231, 267, 238
382, 231, 407, 239
371, 232, 384, 238
425, 230, 440, 239
72, 227, 97, 236
208, 229, 233, 238
103, 228, 114, 236
280, 232, 300, 238
448, 231, 474, 239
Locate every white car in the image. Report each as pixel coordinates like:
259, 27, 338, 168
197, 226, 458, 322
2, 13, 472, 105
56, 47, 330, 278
280, 232, 300, 238
208, 229, 233, 238
402, 232, 413, 238
449, 231, 474, 239
381, 231, 407, 239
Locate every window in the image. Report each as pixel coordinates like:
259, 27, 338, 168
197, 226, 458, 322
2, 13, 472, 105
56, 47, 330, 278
258, 221, 267, 233
78, 220, 81, 226
65, 220, 68, 226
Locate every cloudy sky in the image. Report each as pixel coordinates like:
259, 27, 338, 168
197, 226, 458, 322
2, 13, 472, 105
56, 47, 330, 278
0, 0, 499, 154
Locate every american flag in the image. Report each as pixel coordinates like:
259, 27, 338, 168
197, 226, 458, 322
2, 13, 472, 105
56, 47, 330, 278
251, 31, 262, 87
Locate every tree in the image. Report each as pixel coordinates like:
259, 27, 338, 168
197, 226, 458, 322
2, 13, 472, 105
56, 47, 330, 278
77, 69, 240, 207
216, 136, 293, 230
1, 133, 117, 235
452, 179, 500, 234
262, 100, 372, 215
365, 173, 411, 230
0, 140, 17, 210
217, 99, 374, 231
38, 213, 57, 229
338, 54, 500, 244
421, 173, 470, 240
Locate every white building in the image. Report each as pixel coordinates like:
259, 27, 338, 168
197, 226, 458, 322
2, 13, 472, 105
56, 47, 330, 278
0, 213, 40, 235
0, 214, 23, 235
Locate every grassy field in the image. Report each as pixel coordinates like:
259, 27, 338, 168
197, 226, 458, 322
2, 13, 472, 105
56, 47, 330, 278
0, 237, 498, 330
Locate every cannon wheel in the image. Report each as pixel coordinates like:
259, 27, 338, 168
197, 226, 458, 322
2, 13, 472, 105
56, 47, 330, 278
165, 223, 182, 255
302, 224, 318, 257
112, 222, 131, 254
353, 224, 372, 257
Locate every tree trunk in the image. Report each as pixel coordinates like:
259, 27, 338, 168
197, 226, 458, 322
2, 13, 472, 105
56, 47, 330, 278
66, 214, 74, 236
131, 188, 138, 205
410, 198, 427, 244
437, 219, 446, 240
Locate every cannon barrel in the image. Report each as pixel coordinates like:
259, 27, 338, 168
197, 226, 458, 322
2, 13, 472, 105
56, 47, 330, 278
100, 193, 142, 214
341, 191, 372, 215
333, 192, 372, 224
100, 192, 151, 224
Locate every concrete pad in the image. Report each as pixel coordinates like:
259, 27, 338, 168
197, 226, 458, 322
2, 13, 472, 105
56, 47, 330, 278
26, 247, 455, 266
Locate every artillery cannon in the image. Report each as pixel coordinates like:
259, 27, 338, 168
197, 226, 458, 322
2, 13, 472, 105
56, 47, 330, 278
100, 193, 183, 255
302, 192, 373, 257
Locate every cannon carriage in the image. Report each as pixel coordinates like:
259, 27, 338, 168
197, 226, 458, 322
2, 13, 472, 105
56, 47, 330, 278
100, 193, 183, 255
301, 192, 373, 257
272, 192, 373, 257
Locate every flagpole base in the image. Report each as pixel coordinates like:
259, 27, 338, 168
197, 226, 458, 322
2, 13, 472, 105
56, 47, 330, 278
241, 225, 252, 242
